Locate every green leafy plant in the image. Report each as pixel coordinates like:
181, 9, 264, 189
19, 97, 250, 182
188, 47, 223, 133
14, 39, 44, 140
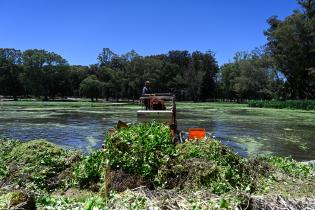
73, 150, 105, 187
0, 156, 8, 178
262, 156, 315, 178
37, 193, 106, 210
104, 122, 176, 178
0, 137, 21, 158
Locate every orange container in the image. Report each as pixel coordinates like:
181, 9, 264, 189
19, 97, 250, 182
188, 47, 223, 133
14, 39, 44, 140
189, 128, 206, 140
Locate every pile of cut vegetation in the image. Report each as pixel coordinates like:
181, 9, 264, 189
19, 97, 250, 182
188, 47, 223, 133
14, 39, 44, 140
0, 139, 81, 191
0, 138, 82, 209
101, 122, 315, 209
104, 122, 267, 194
1, 122, 315, 209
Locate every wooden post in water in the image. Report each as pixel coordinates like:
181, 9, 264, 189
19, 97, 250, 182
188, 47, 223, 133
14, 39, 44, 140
170, 95, 177, 144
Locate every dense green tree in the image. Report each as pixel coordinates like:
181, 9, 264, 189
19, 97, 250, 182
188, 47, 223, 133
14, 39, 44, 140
66, 65, 89, 97
220, 63, 240, 99
193, 51, 218, 101
122, 49, 140, 61
265, 0, 315, 99
21, 49, 68, 100
0, 48, 23, 100
167, 50, 190, 70
48, 65, 72, 98
220, 51, 277, 100
105, 68, 123, 101
97, 48, 118, 67
171, 51, 218, 101
298, 0, 315, 17
79, 75, 104, 102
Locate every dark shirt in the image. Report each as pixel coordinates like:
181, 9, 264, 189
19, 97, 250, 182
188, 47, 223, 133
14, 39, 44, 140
142, 86, 152, 95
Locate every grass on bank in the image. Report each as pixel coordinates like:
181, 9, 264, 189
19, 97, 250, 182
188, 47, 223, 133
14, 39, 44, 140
248, 100, 315, 110
1, 122, 315, 209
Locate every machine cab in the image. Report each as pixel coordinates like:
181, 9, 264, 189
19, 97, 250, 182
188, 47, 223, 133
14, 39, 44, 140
137, 93, 176, 124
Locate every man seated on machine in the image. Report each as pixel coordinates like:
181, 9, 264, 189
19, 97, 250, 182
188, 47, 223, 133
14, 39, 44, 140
142, 81, 166, 110
142, 81, 152, 110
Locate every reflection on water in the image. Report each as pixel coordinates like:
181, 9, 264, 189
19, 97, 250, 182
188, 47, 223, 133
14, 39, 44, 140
0, 105, 315, 160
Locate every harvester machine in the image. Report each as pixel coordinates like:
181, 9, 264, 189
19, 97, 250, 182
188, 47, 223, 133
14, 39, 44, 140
138, 93, 206, 143
138, 93, 178, 143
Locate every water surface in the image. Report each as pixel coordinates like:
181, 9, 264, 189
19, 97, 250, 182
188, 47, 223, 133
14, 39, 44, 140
0, 102, 314, 160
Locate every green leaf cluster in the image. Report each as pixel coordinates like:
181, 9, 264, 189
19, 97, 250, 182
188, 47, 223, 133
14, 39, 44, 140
37, 193, 106, 210
0, 137, 21, 179
104, 122, 175, 178
73, 150, 105, 187
263, 156, 315, 178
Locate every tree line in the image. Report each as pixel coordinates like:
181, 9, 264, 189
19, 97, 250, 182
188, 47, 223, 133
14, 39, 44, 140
0, 0, 314, 101
0, 48, 218, 101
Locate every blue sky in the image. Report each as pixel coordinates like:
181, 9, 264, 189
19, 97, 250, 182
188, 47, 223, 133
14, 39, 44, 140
0, 0, 298, 66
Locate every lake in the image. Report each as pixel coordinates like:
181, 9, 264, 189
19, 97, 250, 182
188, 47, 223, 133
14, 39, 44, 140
0, 101, 314, 160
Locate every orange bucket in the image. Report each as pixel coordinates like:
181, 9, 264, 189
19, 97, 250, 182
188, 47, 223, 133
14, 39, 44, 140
189, 128, 206, 140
